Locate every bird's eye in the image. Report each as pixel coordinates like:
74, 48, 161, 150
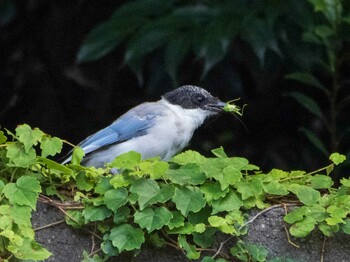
193, 94, 205, 104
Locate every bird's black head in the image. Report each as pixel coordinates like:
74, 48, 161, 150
162, 85, 225, 113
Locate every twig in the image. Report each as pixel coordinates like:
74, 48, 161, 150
320, 236, 327, 262
282, 203, 300, 248
34, 220, 66, 231
283, 225, 300, 248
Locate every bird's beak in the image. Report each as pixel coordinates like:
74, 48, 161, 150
204, 98, 226, 113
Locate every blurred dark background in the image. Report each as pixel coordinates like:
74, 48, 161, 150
1, 0, 350, 175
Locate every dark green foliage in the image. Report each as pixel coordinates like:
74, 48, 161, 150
1, 124, 350, 261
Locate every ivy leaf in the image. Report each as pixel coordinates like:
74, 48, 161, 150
6, 143, 36, 168
104, 188, 128, 212
284, 206, 310, 224
319, 222, 339, 237
3, 176, 41, 210
172, 187, 206, 216
167, 164, 206, 185
170, 150, 206, 165
341, 219, 350, 234
65, 210, 84, 229
0, 130, 7, 144
208, 215, 236, 234
329, 153, 346, 165
289, 216, 316, 237
288, 184, 320, 205
15, 124, 44, 153
178, 235, 200, 260
129, 178, 160, 210
82, 205, 112, 223
139, 160, 168, 180
309, 174, 333, 189
71, 147, 85, 165
109, 224, 144, 252
211, 191, 243, 214
40, 136, 63, 157
113, 206, 130, 225
200, 181, 229, 202
76, 172, 94, 191
110, 151, 141, 169
263, 181, 289, 195
12, 238, 51, 260
204, 159, 242, 190
287, 92, 323, 118
211, 147, 228, 158
134, 207, 173, 232
236, 177, 263, 200
167, 211, 185, 229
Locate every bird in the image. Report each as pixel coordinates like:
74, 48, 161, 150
63, 85, 226, 168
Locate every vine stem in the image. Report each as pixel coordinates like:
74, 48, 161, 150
212, 203, 300, 259
279, 164, 333, 182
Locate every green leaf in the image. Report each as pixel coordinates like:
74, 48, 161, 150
192, 227, 216, 248
38, 157, 74, 175
82, 205, 112, 223
3, 176, 41, 210
208, 215, 236, 234
329, 153, 346, 165
104, 188, 128, 212
319, 221, 339, 236
71, 147, 85, 165
94, 177, 113, 194
284, 206, 310, 224
287, 92, 323, 118
134, 207, 173, 232
285, 72, 327, 92
167, 211, 185, 229
113, 206, 130, 225
236, 177, 263, 200
139, 160, 168, 179
289, 216, 316, 237
170, 150, 206, 165
40, 136, 63, 157
211, 190, 243, 214
211, 147, 228, 158
0, 130, 7, 144
309, 174, 333, 189
65, 210, 85, 229
6, 142, 36, 168
76, 172, 94, 191
288, 184, 320, 205
204, 159, 242, 190
230, 240, 268, 262
110, 151, 141, 169
178, 235, 200, 259
15, 124, 44, 153
299, 127, 329, 156
12, 238, 51, 260
129, 178, 160, 209
167, 164, 206, 185
263, 181, 289, 195
109, 224, 144, 252
200, 181, 229, 202
341, 219, 350, 234
172, 186, 206, 216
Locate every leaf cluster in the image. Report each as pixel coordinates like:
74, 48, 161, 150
0, 125, 349, 262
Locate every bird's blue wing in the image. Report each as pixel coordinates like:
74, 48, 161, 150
78, 102, 165, 155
